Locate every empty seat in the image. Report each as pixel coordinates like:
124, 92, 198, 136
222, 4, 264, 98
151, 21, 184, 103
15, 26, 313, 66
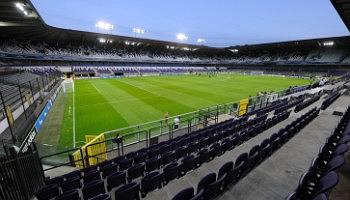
218, 161, 233, 177
197, 173, 216, 194
98, 159, 114, 169
45, 176, 64, 186
311, 171, 339, 198
140, 171, 162, 197
63, 170, 81, 180
182, 155, 196, 173
134, 152, 147, 164
107, 171, 126, 191
127, 163, 145, 182
82, 180, 106, 200
197, 148, 210, 165
163, 162, 181, 185
36, 184, 60, 200
172, 187, 194, 200
248, 145, 261, 168
101, 163, 118, 178
234, 153, 249, 179
119, 158, 133, 171
83, 170, 101, 184
161, 151, 176, 167
90, 193, 111, 200
55, 189, 80, 200
115, 182, 140, 200
82, 166, 98, 175
61, 177, 81, 192
145, 157, 160, 173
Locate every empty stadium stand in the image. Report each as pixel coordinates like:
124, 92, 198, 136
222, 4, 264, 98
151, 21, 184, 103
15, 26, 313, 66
32, 81, 350, 200
0, 70, 61, 144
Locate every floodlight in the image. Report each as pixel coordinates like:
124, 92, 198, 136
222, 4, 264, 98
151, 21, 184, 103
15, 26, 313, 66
229, 49, 239, 53
197, 38, 205, 43
95, 21, 114, 31
98, 38, 106, 43
133, 27, 145, 34
15, 2, 29, 16
15, 3, 24, 11
176, 33, 188, 41
323, 41, 334, 47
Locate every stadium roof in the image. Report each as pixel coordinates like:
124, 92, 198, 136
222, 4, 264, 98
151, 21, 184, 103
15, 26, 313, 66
331, 0, 350, 31
0, 0, 349, 50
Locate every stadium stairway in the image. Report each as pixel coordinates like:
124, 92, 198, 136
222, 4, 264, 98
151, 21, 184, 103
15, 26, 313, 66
216, 95, 350, 200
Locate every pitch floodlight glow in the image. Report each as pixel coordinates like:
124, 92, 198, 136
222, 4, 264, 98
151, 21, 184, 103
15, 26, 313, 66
133, 27, 145, 34
15, 3, 25, 11
15, 3, 29, 16
95, 21, 114, 31
176, 33, 188, 41
323, 41, 334, 47
98, 38, 113, 44
197, 38, 205, 43
229, 49, 239, 53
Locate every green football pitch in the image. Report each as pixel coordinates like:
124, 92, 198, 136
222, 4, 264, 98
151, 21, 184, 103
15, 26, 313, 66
36, 73, 311, 149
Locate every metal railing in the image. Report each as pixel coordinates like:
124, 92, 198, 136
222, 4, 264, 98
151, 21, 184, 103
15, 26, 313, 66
0, 143, 44, 200
0, 73, 61, 144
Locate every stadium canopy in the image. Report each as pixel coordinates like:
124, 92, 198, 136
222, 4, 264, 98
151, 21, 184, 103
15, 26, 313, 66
0, 0, 349, 53
0, 0, 215, 51
331, 0, 350, 31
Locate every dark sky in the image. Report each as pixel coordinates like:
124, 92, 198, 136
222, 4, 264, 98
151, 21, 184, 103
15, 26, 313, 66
31, 0, 349, 47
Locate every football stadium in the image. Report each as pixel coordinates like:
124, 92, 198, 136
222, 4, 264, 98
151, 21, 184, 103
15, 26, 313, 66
0, 0, 350, 200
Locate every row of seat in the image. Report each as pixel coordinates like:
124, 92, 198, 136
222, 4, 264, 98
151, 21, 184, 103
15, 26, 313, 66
295, 94, 321, 113
172, 107, 320, 200
249, 98, 289, 116
321, 91, 341, 110
274, 96, 304, 115
287, 106, 350, 200
38, 111, 292, 200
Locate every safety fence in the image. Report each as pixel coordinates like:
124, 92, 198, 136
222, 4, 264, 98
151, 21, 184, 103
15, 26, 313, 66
0, 73, 61, 144
0, 143, 44, 200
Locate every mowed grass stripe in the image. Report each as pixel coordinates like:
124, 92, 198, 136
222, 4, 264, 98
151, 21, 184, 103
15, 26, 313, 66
137, 77, 233, 106
74, 80, 129, 140
163, 75, 310, 99
92, 80, 164, 126
112, 79, 194, 115
120, 78, 214, 109
157, 75, 253, 96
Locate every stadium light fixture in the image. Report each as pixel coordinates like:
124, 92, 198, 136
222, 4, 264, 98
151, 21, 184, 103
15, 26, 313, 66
98, 38, 106, 43
197, 38, 206, 43
133, 27, 145, 34
229, 49, 239, 53
176, 33, 188, 41
323, 41, 334, 47
95, 21, 114, 31
98, 38, 113, 44
15, 3, 29, 16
